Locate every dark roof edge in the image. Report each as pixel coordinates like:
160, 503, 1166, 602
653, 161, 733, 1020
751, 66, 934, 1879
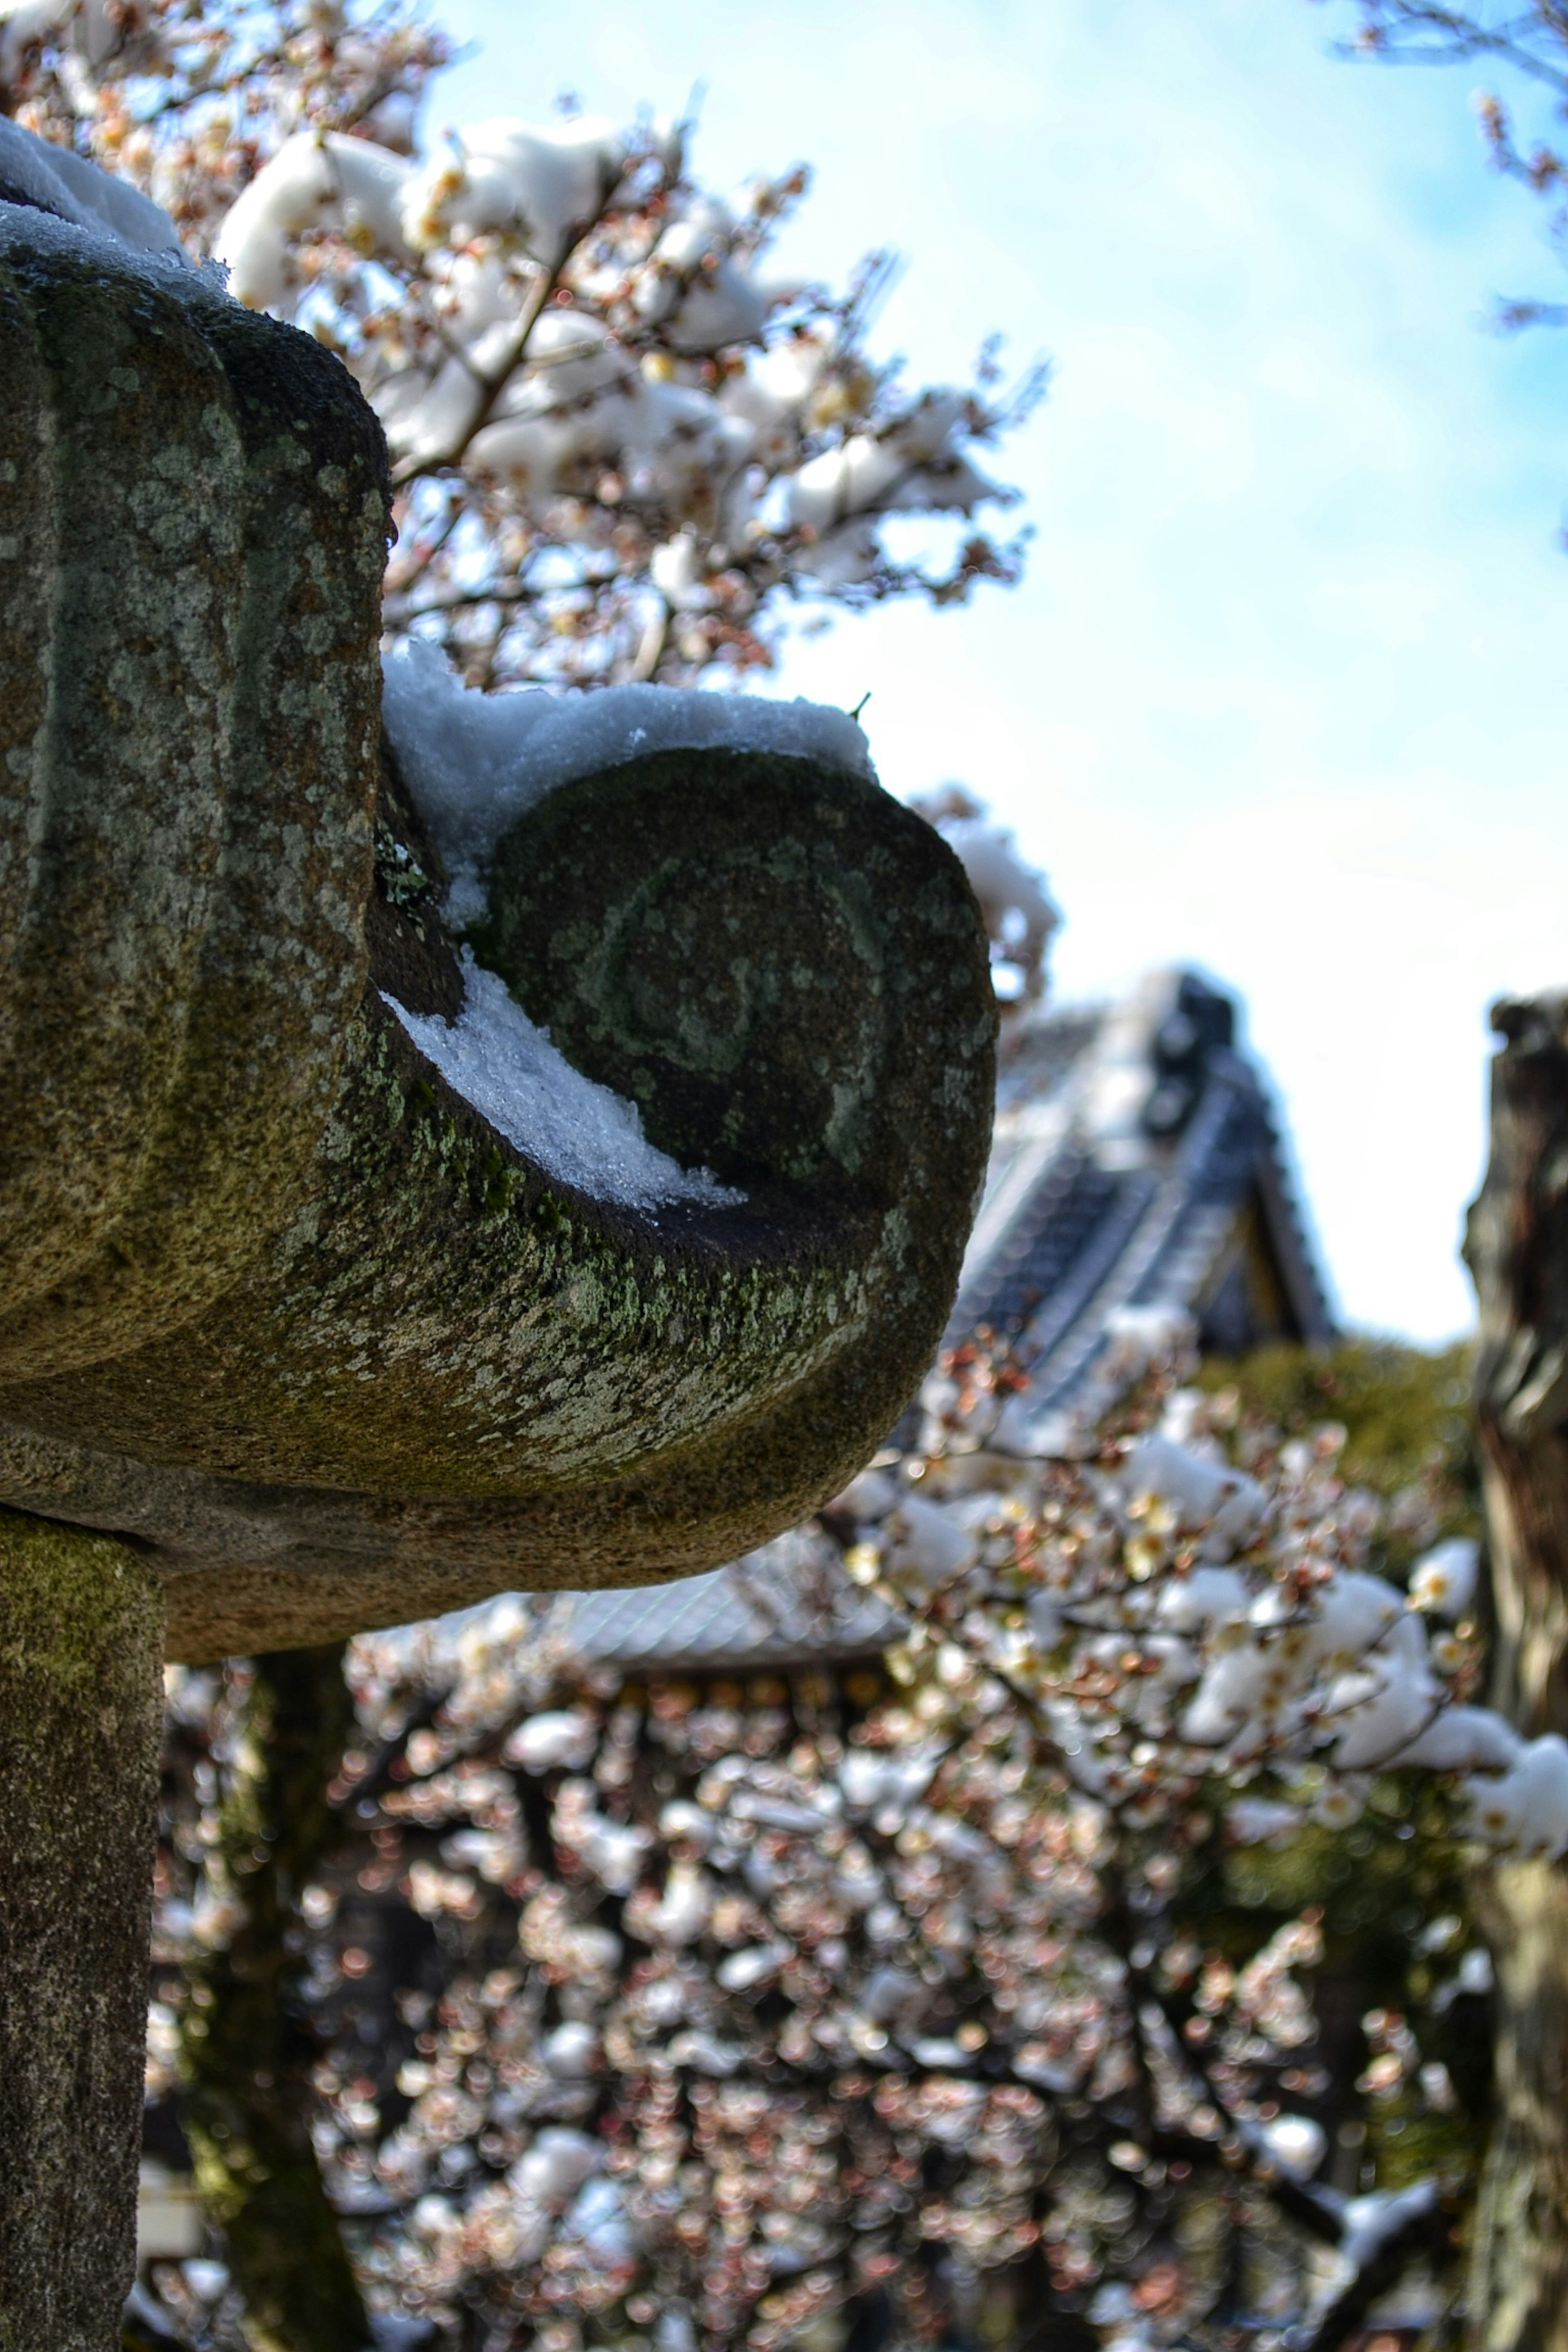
1251, 1127, 1338, 1348
582, 1633, 894, 1677
1156, 963, 1338, 1348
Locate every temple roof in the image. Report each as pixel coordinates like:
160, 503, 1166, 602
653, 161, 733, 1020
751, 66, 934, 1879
954, 966, 1331, 1446
544, 967, 1333, 1676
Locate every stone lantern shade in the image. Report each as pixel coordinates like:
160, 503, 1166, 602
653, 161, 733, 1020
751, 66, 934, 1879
0, 127, 993, 2352
0, 194, 996, 1666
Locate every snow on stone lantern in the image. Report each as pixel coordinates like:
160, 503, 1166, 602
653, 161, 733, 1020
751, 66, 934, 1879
0, 126, 995, 2348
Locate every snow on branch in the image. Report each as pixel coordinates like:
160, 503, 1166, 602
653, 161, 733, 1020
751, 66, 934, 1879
0, 0, 1044, 689
146, 1327, 1508, 2346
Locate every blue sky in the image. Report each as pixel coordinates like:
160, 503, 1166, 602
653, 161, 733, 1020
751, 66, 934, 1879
436, 0, 1568, 1343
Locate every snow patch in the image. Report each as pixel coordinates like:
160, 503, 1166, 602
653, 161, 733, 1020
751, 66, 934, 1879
0, 114, 187, 259
382, 952, 742, 1212
381, 638, 873, 926
1339, 2178, 1439, 2270
0, 117, 232, 303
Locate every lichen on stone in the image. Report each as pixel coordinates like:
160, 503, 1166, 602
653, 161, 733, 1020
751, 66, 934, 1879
0, 234, 996, 1662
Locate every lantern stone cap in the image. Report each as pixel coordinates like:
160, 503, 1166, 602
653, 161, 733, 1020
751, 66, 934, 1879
0, 128, 996, 1661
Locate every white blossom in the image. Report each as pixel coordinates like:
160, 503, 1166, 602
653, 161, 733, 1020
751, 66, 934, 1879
1464, 1731, 1568, 1857
1409, 1535, 1481, 1619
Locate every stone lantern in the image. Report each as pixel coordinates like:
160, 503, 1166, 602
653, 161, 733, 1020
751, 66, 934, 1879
0, 138, 994, 2349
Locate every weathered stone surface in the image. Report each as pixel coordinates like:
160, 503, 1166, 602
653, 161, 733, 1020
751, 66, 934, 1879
0, 1507, 164, 2352
0, 227, 996, 1662
0, 223, 388, 1387
0, 731, 995, 1657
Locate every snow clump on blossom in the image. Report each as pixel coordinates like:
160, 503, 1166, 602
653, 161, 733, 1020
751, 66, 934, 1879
205, 87, 1031, 648
893, 1333, 1553, 1854
402, 116, 627, 263
215, 116, 630, 310
215, 126, 413, 309
1464, 1731, 1568, 1855
1408, 1535, 1480, 1619
502, 1707, 597, 1775
911, 784, 1058, 1007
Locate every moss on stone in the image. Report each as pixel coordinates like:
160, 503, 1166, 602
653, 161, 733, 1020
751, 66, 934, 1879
0, 735, 995, 1657
0, 239, 997, 1663
0, 234, 387, 1389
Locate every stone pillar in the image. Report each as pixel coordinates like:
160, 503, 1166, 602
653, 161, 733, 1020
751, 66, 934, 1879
0, 1508, 164, 2352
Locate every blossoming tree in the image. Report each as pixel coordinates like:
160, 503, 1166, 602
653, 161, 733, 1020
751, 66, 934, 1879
1320, 1, 1568, 339
8, 15, 1547, 2350
0, 0, 1041, 691
137, 1320, 1557, 2352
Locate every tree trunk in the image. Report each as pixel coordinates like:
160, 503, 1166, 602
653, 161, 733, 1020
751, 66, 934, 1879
180, 1646, 369, 2352
0, 1504, 165, 2352
1463, 994, 1568, 2351
1469, 1860, 1568, 2352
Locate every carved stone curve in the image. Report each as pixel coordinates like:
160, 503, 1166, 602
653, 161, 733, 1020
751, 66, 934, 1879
0, 215, 997, 1663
